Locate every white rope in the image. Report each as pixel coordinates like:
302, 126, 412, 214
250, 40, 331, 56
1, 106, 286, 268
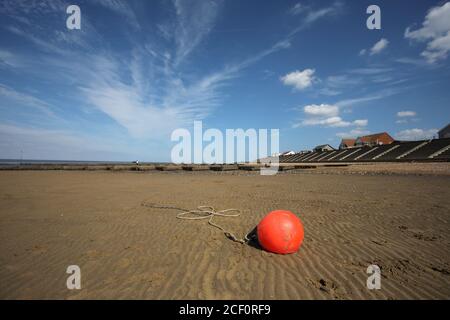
141, 202, 252, 244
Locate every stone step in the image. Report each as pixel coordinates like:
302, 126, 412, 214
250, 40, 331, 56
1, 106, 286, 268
397, 140, 430, 159
429, 143, 450, 159
373, 145, 400, 160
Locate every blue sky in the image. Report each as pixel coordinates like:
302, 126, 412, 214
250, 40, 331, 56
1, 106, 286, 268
1, 0, 450, 161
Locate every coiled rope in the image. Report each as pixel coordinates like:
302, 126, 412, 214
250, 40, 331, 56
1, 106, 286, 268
141, 202, 253, 244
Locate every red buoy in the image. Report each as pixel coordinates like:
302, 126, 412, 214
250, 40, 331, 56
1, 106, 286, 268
257, 210, 304, 254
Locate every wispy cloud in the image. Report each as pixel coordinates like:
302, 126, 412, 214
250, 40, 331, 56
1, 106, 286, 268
334, 80, 428, 111
72, 52, 236, 138
0, 49, 23, 68
0, 0, 67, 16
92, 0, 140, 30
171, 0, 223, 65
360, 38, 389, 56
289, 3, 306, 16
317, 74, 363, 96
349, 67, 392, 75
69, 1, 340, 139
335, 89, 398, 108
0, 123, 139, 161
7, 25, 70, 55
0, 84, 55, 117
2, 0, 234, 140
77, 1, 341, 139
287, 1, 344, 37
395, 57, 431, 68
1, 0, 350, 159
305, 2, 343, 25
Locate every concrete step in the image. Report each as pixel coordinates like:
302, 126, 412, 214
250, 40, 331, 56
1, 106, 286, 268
373, 145, 400, 160
340, 148, 361, 160
429, 143, 450, 159
354, 146, 379, 160
397, 140, 430, 159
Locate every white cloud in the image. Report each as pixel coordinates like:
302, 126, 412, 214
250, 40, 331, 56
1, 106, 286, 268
353, 119, 368, 127
302, 116, 345, 127
396, 128, 438, 140
295, 103, 368, 128
281, 69, 316, 90
422, 32, 450, 63
405, 2, 450, 63
396, 111, 419, 125
336, 128, 371, 138
370, 38, 389, 55
304, 104, 338, 117
397, 110, 417, 117
371, 38, 389, 55
300, 117, 367, 128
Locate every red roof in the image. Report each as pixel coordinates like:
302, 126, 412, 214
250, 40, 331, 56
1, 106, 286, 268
357, 132, 394, 144
341, 139, 356, 147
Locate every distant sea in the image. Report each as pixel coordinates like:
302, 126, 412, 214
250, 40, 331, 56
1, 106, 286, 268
0, 159, 163, 166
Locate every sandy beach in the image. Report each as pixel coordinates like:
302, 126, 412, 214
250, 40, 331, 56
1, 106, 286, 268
0, 166, 449, 299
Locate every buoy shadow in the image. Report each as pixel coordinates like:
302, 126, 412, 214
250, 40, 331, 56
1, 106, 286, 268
245, 227, 263, 250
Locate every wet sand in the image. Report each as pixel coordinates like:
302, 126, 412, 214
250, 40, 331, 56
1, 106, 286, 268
0, 168, 449, 299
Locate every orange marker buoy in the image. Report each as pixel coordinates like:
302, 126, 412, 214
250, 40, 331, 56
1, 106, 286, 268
257, 210, 304, 254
